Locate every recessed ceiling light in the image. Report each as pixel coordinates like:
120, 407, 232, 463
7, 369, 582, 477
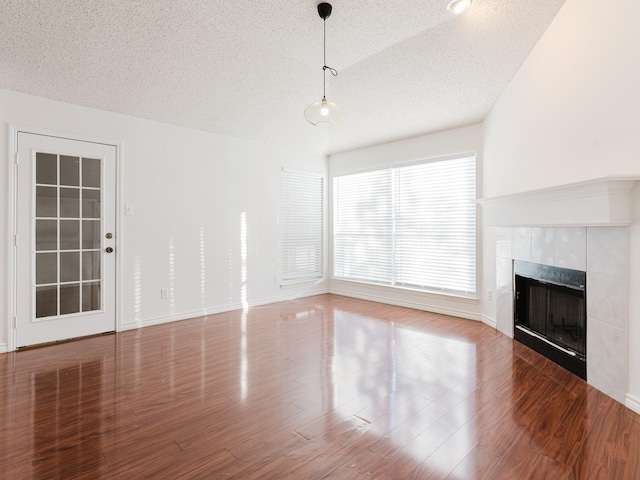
447, 0, 472, 14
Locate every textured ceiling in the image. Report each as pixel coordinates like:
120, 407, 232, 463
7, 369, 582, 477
0, 0, 567, 155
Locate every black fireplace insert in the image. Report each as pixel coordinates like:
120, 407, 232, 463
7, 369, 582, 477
514, 260, 586, 379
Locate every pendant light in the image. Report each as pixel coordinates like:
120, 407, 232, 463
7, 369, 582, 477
304, 2, 344, 127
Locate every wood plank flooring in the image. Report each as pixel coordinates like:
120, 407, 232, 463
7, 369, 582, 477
1, 294, 639, 479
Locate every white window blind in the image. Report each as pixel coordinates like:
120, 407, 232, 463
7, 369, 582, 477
281, 169, 324, 283
333, 156, 476, 296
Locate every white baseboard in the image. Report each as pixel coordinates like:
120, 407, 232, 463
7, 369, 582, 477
120, 307, 233, 331
480, 315, 497, 329
120, 288, 329, 331
626, 394, 640, 415
329, 289, 481, 322
0, 343, 8, 354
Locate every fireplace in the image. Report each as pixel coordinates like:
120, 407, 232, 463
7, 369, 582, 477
514, 260, 587, 379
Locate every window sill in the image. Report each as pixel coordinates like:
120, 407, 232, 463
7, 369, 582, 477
279, 277, 325, 289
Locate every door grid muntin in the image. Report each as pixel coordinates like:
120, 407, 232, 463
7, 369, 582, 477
33, 151, 103, 320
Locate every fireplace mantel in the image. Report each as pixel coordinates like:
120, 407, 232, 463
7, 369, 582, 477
479, 177, 640, 227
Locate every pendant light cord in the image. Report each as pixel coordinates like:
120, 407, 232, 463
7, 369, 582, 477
322, 17, 337, 98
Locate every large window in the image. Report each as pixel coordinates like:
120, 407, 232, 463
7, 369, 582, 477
280, 169, 324, 283
333, 155, 476, 296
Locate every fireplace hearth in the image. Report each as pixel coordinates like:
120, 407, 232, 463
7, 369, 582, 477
514, 260, 587, 379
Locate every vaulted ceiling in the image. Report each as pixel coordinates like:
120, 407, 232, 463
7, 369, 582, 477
0, 0, 567, 155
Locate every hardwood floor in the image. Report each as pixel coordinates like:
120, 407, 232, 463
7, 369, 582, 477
1, 294, 639, 479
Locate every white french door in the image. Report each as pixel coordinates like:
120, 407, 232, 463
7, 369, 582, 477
15, 132, 117, 348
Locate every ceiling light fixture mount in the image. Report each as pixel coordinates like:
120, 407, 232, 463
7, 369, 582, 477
447, 0, 472, 14
304, 2, 344, 127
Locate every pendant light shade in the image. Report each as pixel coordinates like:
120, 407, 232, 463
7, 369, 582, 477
447, 0, 472, 14
304, 96, 344, 127
304, 2, 343, 127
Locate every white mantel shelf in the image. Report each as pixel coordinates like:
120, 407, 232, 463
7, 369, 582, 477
479, 177, 640, 227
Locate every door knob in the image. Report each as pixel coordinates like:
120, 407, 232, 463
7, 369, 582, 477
105, 247, 114, 253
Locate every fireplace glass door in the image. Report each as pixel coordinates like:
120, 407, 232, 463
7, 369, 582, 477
517, 278, 585, 355
514, 260, 587, 379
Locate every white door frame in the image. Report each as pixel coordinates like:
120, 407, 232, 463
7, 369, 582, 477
7, 125, 123, 352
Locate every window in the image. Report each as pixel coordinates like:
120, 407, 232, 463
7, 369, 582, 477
333, 155, 476, 296
280, 169, 324, 283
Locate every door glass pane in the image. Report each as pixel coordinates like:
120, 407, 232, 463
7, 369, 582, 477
83, 158, 101, 188
36, 220, 57, 251
60, 284, 81, 315
82, 220, 101, 249
60, 188, 80, 218
36, 285, 57, 318
60, 220, 80, 250
82, 189, 100, 218
60, 252, 80, 282
36, 187, 57, 217
82, 251, 100, 281
82, 282, 101, 312
33, 150, 105, 320
60, 156, 80, 186
36, 253, 57, 284
36, 153, 57, 185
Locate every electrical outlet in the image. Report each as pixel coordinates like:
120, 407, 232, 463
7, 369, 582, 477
160, 288, 168, 299
487, 290, 492, 301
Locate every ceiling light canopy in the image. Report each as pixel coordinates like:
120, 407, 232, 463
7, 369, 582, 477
304, 2, 344, 127
447, 0, 472, 14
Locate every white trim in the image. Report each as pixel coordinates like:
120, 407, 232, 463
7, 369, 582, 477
481, 315, 497, 329
115, 141, 124, 332
280, 277, 325, 288
0, 343, 7, 354
626, 394, 640, 415
330, 278, 479, 303
119, 288, 329, 331
10, 124, 123, 149
479, 176, 640, 227
7, 127, 18, 351
7, 124, 123, 351
329, 288, 481, 321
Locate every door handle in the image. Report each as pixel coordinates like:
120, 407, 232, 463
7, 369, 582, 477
105, 247, 114, 253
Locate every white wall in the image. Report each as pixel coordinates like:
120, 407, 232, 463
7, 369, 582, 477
328, 124, 485, 321
0, 89, 328, 351
482, 0, 640, 408
483, 0, 640, 197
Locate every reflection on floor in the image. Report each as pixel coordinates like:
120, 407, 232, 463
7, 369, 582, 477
1, 294, 639, 479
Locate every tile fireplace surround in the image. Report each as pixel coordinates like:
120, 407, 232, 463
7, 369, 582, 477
495, 225, 627, 403
481, 177, 640, 404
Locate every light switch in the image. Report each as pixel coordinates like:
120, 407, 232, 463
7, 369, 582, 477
125, 204, 134, 215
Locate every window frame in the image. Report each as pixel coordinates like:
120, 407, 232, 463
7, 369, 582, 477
280, 167, 325, 285
331, 154, 477, 298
